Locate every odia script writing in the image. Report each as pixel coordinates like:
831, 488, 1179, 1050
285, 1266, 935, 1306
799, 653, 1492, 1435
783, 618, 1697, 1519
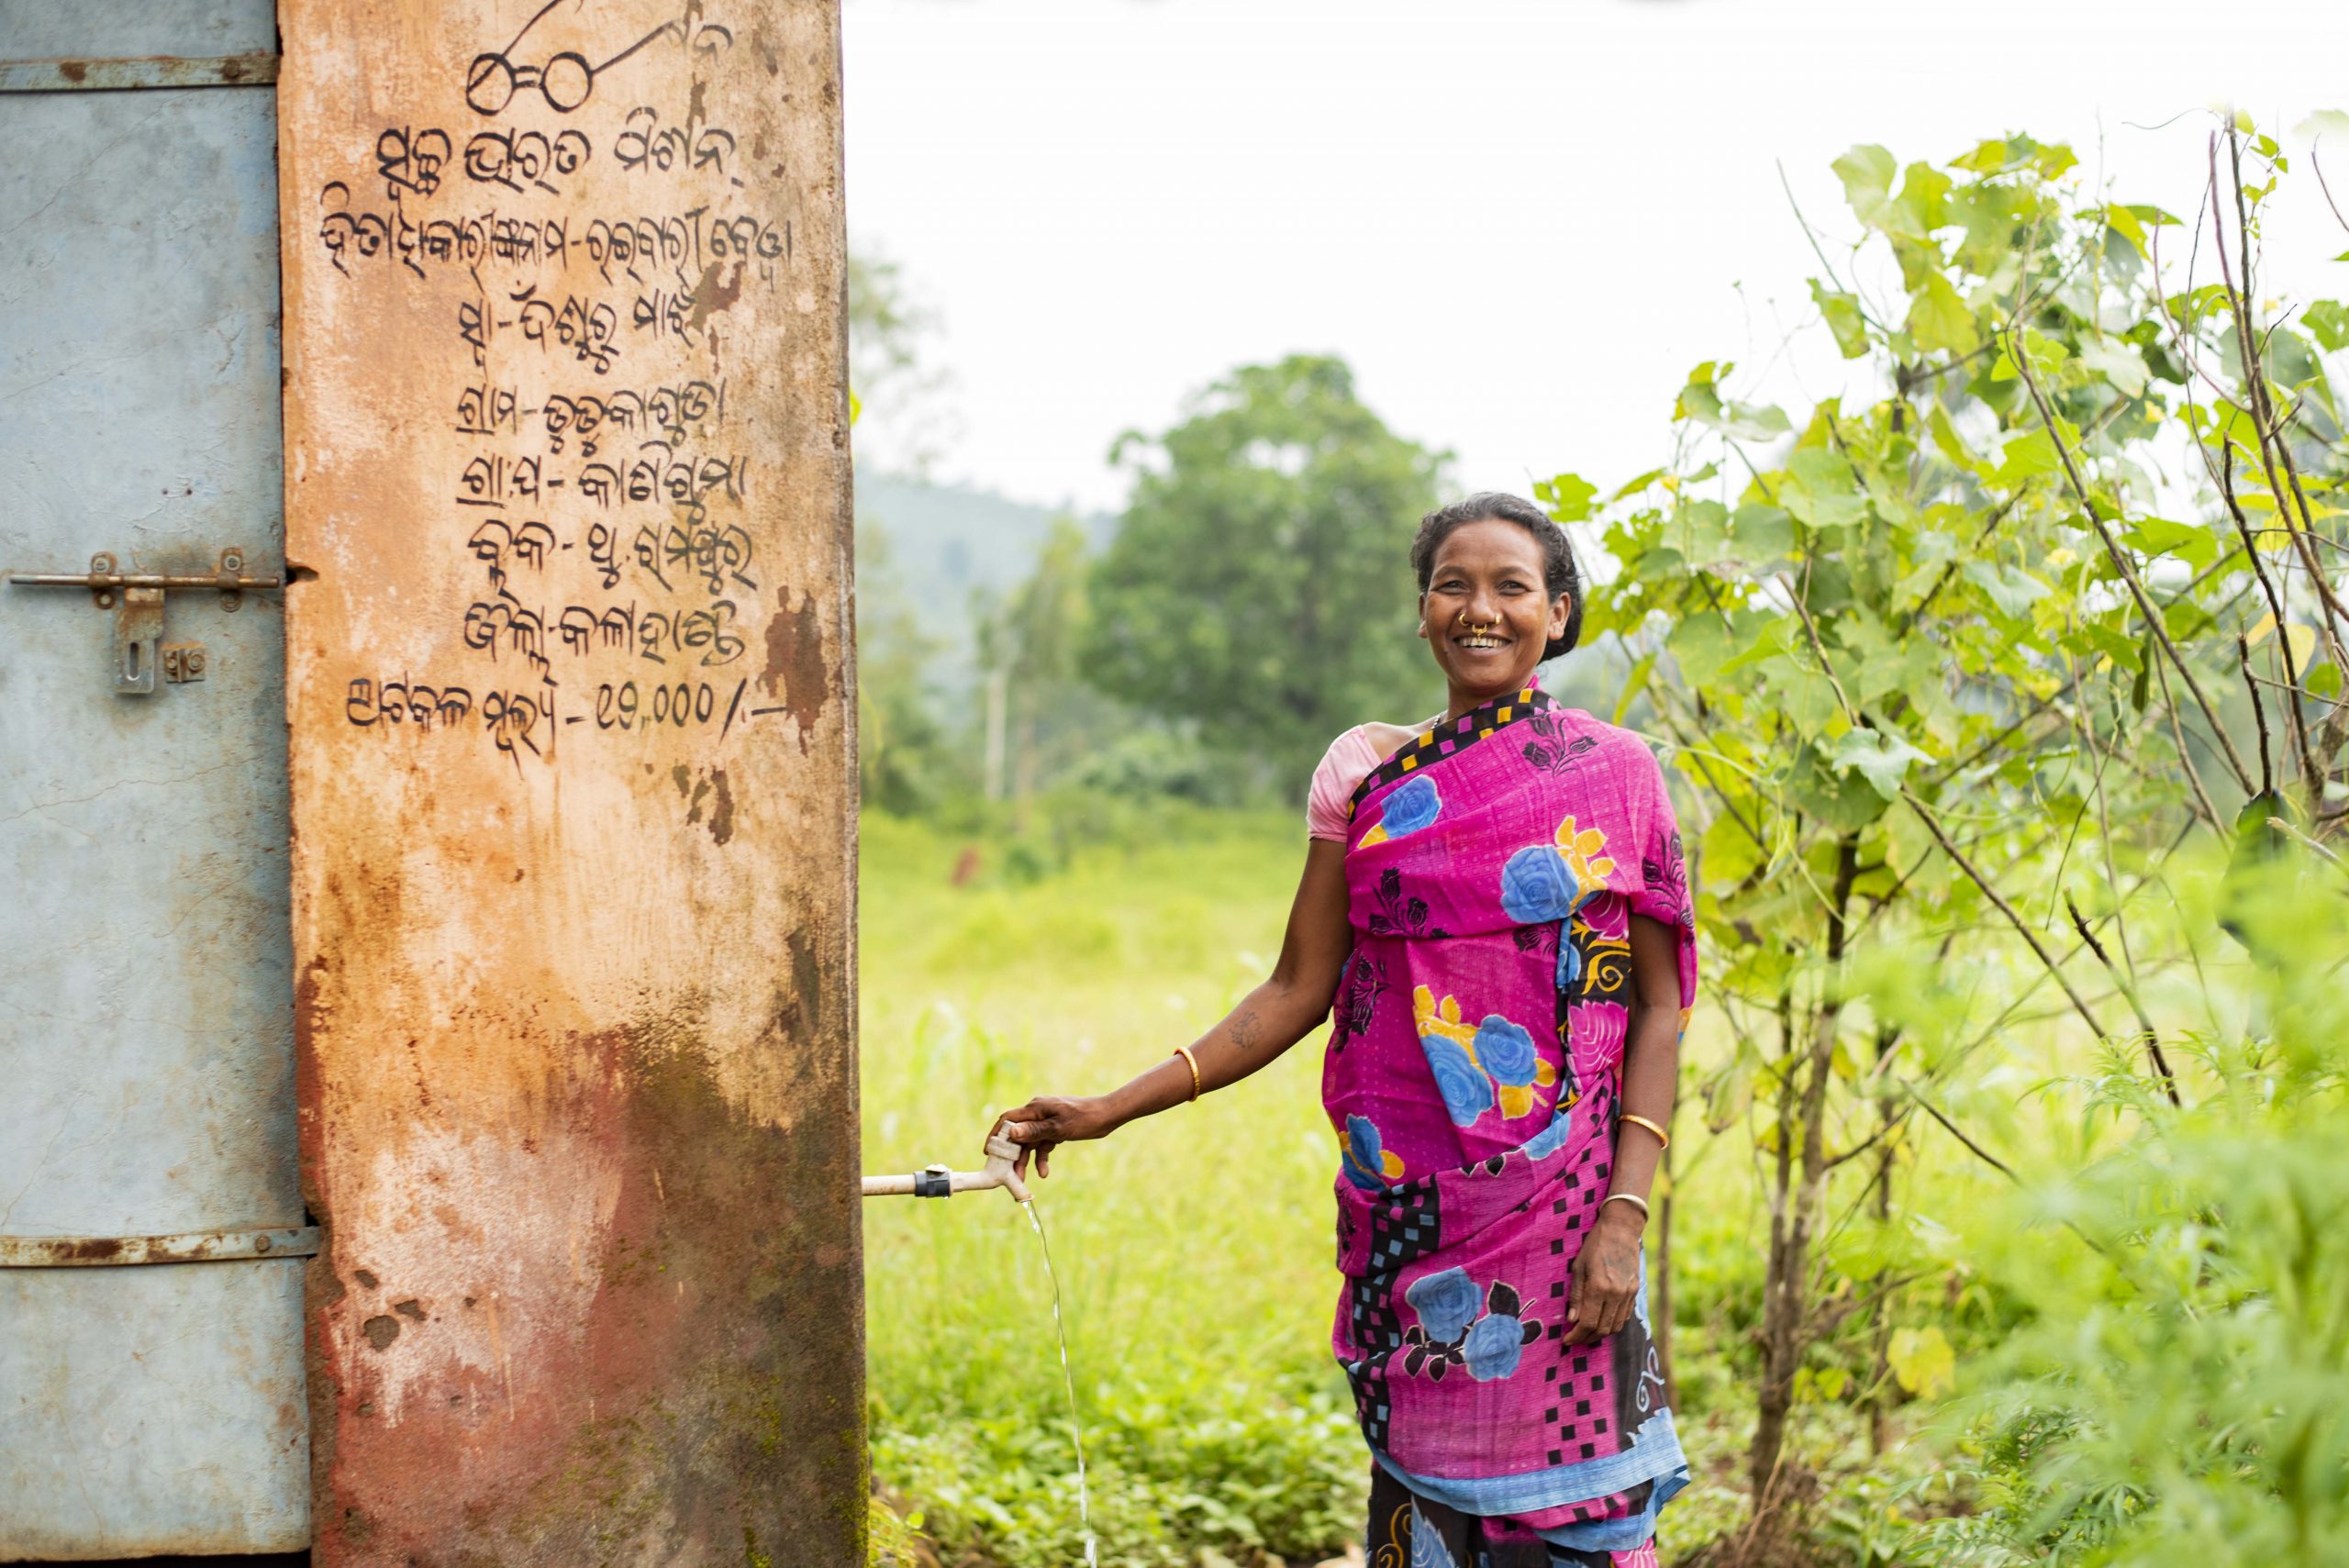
319, 4, 802, 766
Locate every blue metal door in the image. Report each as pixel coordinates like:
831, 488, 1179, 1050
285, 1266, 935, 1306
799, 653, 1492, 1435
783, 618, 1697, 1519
0, 3, 310, 1556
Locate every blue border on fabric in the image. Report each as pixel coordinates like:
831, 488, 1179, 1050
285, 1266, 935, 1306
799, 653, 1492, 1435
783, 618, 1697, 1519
1537, 1462, 1688, 1551
1368, 1404, 1689, 1518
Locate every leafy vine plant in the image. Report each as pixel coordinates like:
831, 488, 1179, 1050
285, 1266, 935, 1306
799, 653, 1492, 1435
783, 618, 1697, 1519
1541, 112, 2349, 1546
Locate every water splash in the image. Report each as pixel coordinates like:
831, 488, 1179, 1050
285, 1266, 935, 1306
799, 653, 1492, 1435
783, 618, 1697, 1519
1021, 1199, 1098, 1568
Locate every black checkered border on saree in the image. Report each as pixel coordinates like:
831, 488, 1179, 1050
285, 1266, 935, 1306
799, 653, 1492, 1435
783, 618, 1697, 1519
1345, 685, 1564, 821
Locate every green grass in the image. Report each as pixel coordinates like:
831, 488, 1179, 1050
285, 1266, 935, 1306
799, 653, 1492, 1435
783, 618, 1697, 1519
861, 807, 1367, 1565
858, 806, 2019, 1566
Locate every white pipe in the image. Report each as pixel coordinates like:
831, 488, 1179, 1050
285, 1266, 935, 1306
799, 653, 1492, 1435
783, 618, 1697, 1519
860, 1129, 1030, 1204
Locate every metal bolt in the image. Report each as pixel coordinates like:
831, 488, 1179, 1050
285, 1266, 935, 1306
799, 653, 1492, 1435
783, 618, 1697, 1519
96, 592, 114, 608
185, 648, 206, 674
253, 1234, 273, 1253
222, 550, 242, 572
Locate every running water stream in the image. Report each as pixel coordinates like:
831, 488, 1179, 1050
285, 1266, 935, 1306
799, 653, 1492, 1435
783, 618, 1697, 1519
1021, 1199, 1098, 1568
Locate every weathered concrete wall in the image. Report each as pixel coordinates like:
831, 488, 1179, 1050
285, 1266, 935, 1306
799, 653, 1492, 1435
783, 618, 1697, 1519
275, 2, 862, 1562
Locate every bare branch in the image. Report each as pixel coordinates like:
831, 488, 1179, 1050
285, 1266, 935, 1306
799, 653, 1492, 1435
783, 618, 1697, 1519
2065, 894, 2183, 1106
1903, 791, 2111, 1041
2008, 328, 2261, 794
2269, 813, 2347, 868
2237, 631, 2276, 797
1906, 1086, 2016, 1180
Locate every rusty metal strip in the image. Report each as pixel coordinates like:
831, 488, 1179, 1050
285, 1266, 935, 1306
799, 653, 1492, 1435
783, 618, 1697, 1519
0, 1226, 319, 1266
0, 54, 280, 93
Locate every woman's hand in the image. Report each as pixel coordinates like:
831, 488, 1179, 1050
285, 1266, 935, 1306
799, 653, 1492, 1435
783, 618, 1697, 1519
1562, 1203, 1644, 1345
990, 1095, 1120, 1182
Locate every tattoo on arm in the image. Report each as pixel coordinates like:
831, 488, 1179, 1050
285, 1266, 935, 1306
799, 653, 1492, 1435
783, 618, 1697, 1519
1230, 1007, 1263, 1052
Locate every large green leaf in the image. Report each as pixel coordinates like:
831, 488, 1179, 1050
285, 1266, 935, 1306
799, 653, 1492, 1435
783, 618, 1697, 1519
1908, 273, 1979, 355
1809, 280, 1870, 360
2121, 516, 2219, 572
1679, 373, 1793, 442
1888, 161, 1953, 239
1832, 144, 1898, 229
2303, 300, 2349, 353
1770, 660, 1842, 739
1963, 560, 2051, 618
1730, 505, 1798, 564
1782, 449, 1868, 528
1887, 1326, 1956, 1398
1993, 428, 2059, 486
1669, 611, 1737, 686
1789, 740, 1889, 828
1537, 472, 1599, 523
2078, 336, 2150, 399
1829, 728, 1932, 801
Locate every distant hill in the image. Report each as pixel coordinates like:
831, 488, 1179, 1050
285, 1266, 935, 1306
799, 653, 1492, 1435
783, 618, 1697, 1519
852, 471, 1116, 695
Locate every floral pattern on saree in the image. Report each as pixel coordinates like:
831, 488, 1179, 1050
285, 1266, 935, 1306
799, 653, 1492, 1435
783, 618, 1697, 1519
1412, 987, 1558, 1125
1324, 677, 1698, 1543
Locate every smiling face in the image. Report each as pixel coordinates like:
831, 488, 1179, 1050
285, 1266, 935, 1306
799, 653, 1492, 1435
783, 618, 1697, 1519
1417, 517, 1571, 713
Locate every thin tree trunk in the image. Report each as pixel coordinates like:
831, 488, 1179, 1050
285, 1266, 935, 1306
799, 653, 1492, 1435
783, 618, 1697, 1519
1866, 1024, 1898, 1458
1747, 832, 1859, 1524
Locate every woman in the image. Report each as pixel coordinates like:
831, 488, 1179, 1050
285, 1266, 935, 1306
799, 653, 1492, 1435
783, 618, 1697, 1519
993, 493, 1696, 1567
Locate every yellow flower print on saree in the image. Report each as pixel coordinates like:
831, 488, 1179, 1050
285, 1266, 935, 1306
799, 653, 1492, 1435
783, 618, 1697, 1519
1411, 986, 1558, 1126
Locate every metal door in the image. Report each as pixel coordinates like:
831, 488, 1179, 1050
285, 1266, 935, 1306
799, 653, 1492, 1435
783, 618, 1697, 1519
0, 2, 309, 1557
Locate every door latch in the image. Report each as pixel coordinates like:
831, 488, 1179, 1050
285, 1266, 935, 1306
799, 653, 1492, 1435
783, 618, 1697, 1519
6, 550, 283, 694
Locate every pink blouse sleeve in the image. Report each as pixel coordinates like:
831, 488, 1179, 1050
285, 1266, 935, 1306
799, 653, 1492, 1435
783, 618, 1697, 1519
1306, 727, 1386, 842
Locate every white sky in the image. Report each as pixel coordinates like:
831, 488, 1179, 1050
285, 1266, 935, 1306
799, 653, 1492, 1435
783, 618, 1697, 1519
841, 0, 2349, 514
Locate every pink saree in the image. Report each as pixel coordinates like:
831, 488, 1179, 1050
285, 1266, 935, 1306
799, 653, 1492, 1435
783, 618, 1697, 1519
1325, 678, 1697, 1557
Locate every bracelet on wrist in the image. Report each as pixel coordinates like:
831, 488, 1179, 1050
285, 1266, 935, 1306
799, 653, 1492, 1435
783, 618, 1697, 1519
1598, 1192, 1650, 1225
1173, 1045, 1201, 1103
1619, 1112, 1669, 1150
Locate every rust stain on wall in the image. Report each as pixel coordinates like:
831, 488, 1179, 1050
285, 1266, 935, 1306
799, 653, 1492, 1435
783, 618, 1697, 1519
276, 2, 862, 1562
761, 585, 830, 751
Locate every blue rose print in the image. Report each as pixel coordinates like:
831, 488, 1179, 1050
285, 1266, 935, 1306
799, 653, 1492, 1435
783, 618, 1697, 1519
1556, 935, 1583, 992
1380, 774, 1442, 838
1500, 844, 1577, 923
1341, 1115, 1404, 1191
1420, 1035, 1494, 1128
1473, 1015, 1538, 1086
1404, 1266, 1483, 1344
1345, 1116, 1382, 1187
1463, 1311, 1527, 1381
1399, 1275, 1545, 1383
1520, 1111, 1572, 1161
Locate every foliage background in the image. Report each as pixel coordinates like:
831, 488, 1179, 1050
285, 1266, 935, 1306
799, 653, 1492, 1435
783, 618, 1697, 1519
855, 112, 2349, 1566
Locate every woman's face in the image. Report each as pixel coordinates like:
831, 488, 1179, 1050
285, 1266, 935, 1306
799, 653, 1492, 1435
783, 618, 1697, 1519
1418, 517, 1570, 700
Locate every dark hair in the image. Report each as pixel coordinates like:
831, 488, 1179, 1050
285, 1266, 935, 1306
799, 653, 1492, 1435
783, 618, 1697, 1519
1410, 491, 1584, 660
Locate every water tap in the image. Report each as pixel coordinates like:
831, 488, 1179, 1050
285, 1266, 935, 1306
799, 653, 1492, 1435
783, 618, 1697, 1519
861, 1128, 1031, 1204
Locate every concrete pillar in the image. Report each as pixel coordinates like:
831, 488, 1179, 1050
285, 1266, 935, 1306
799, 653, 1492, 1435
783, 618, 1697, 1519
276, 2, 862, 1561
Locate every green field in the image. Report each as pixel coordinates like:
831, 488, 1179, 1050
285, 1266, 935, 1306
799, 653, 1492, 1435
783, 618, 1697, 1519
857, 807, 2009, 1566
860, 806, 1364, 1564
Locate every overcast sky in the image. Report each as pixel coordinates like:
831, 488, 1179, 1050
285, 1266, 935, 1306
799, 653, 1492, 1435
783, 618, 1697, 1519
840, 0, 2348, 514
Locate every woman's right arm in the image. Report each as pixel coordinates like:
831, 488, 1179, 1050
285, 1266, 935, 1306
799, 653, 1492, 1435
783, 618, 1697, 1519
991, 836, 1353, 1181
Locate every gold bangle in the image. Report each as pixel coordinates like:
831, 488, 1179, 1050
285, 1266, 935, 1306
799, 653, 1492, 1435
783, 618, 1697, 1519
1174, 1046, 1201, 1103
1620, 1112, 1669, 1151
